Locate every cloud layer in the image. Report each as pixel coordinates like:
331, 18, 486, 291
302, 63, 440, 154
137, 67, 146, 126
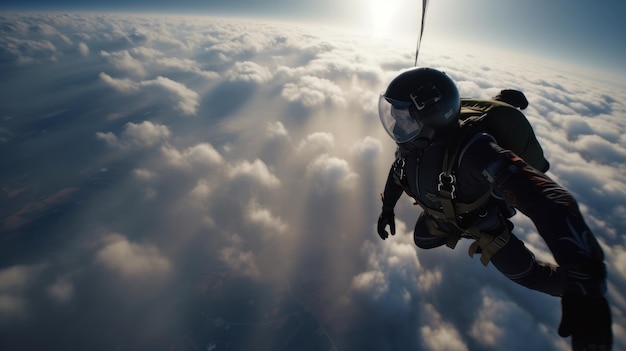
1, 12, 625, 351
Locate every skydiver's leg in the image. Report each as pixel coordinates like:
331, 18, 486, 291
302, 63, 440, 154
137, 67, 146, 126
470, 209, 566, 296
414, 212, 458, 249
490, 227, 566, 297
485, 147, 607, 296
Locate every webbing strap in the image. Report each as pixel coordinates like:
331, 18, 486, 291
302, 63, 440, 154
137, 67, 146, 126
468, 229, 512, 266
422, 188, 491, 222
456, 191, 491, 213
438, 174, 456, 221
424, 216, 460, 249
438, 130, 463, 222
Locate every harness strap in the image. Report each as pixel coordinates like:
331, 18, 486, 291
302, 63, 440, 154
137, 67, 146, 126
438, 183, 456, 221
455, 191, 492, 213
423, 192, 509, 266
436, 124, 512, 266
424, 216, 460, 249
423, 188, 492, 221
468, 227, 512, 266
438, 125, 476, 218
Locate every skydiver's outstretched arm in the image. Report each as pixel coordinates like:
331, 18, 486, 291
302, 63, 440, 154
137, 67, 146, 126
377, 165, 404, 240
382, 165, 404, 212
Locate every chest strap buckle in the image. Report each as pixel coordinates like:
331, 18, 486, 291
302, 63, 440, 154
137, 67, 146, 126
438, 172, 456, 199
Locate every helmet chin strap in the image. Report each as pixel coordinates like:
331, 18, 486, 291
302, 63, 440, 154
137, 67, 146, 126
397, 127, 436, 154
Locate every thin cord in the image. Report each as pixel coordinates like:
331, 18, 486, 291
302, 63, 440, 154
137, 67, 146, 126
414, 0, 429, 66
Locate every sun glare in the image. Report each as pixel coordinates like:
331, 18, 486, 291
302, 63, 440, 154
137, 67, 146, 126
369, 0, 398, 38
362, 0, 421, 40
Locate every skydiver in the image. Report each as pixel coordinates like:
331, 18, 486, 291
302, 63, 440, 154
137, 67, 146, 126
376, 67, 613, 350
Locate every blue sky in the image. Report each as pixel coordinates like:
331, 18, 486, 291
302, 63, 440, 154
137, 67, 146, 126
1, 7, 625, 351
1, 0, 625, 77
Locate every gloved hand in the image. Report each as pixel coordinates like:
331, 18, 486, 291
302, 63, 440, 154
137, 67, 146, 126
377, 210, 395, 240
558, 293, 612, 351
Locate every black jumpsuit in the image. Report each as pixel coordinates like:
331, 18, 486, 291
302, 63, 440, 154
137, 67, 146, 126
381, 130, 607, 297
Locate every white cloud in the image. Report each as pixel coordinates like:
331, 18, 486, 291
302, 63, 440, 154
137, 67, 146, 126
133, 168, 158, 181
96, 120, 171, 149
142, 76, 200, 115
47, 277, 74, 303
99, 73, 200, 115
96, 233, 172, 278
571, 134, 626, 164
161, 142, 224, 171
220, 247, 260, 279
0, 265, 41, 292
27, 23, 53, 35
417, 267, 442, 293
226, 61, 272, 83
228, 159, 281, 188
297, 131, 335, 154
129, 46, 164, 59
245, 199, 288, 235
99, 72, 137, 92
121, 120, 171, 146
468, 288, 553, 350
1, 36, 57, 64
350, 226, 422, 313
100, 49, 147, 77
469, 296, 505, 346
282, 75, 346, 107
350, 136, 382, 160
603, 244, 626, 280
266, 121, 289, 139
0, 265, 42, 320
352, 270, 388, 299
78, 42, 89, 56
306, 154, 359, 191
420, 304, 469, 351
101, 46, 220, 80
187, 179, 212, 208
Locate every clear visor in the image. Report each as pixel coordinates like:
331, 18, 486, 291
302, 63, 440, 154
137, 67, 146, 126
378, 94, 423, 143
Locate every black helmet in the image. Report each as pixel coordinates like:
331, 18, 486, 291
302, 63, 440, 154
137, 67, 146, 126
379, 67, 460, 144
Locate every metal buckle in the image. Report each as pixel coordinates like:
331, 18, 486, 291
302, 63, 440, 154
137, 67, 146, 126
410, 85, 442, 111
437, 172, 456, 199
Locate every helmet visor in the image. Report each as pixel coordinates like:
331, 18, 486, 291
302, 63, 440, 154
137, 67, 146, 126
378, 94, 423, 143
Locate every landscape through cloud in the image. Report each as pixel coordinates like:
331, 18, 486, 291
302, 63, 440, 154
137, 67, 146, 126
1, 12, 625, 351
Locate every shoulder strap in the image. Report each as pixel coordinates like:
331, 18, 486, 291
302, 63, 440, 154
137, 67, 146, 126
438, 127, 471, 221
439, 121, 491, 222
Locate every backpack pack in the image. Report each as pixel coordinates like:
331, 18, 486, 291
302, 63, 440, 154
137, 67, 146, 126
456, 96, 549, 172
436, 92, 549, 217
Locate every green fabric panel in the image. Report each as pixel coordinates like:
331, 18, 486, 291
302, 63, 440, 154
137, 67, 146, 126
459, 99, 549, 172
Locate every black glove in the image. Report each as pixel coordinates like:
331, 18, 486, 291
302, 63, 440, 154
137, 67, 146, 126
377, 210, 395, 240
558, 293, 612, 351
